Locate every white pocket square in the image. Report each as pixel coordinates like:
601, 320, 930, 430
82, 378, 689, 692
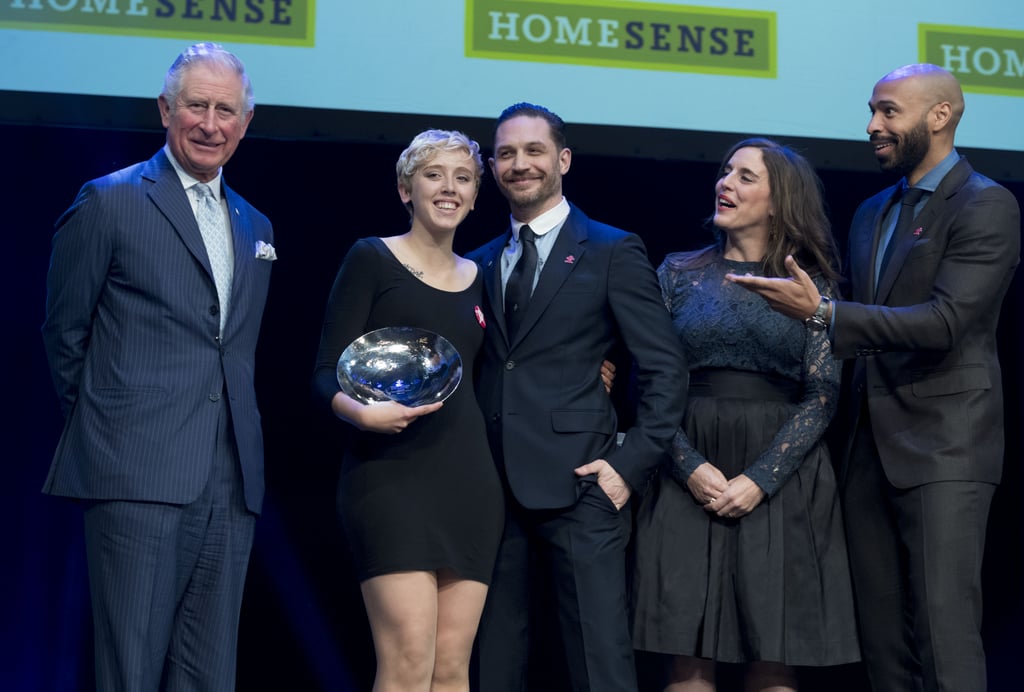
255, 240, 277, 261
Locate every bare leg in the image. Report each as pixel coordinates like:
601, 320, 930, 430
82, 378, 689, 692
665, 655, 716, 692
744, 661, 797, 692
361, 571, 439, 692
431, 569, 488, 692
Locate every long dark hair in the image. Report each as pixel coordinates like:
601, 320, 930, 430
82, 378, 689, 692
668, 138, 841, 283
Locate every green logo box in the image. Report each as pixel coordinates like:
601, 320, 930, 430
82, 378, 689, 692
921, 24, 1024, 97
466, 0, 776, 78
0, 0, 316, 46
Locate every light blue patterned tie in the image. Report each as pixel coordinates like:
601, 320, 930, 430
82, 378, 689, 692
193, 183, 234, 333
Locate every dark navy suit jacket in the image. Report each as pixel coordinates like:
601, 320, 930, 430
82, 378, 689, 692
42, 149, 274, 513
467, 204, 686, 510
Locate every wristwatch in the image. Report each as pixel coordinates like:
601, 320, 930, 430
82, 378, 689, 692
804, 296, 831, 332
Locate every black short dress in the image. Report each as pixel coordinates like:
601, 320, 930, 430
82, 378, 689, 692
312, 238, 503, 583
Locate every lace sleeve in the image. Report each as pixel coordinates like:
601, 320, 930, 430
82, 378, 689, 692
657, 261, 710, 485
657, 260, 674, 313
666, 428, 710, 486
743, 280, 840, 497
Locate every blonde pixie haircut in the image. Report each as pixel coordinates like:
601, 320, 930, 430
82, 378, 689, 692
396, 129, 484, 215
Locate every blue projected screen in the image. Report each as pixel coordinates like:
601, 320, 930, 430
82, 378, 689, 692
1, 1, 1021, 155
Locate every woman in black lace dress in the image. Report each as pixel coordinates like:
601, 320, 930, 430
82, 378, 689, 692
631, 139, 859, 691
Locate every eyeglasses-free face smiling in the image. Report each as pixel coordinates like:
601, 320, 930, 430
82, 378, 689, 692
399, 149, 480, 234
867, 76, 934, 179
714, 146, 774, 239
490, 115, 571, 220
159, 63, 252, 183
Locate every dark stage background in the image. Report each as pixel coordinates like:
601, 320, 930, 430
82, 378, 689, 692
3, 114, 1022, 691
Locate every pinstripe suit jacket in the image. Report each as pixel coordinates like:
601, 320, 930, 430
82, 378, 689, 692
42, 149, 274, 513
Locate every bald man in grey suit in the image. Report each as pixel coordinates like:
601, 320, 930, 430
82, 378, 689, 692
729, 64, 1020, 692
41, 43, 274, 690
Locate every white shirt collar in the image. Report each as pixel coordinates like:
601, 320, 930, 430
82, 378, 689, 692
512, 197, 570, 240
164, 144, 224, 201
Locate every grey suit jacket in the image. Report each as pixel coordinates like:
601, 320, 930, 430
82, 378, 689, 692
42, 149, 274, 513
467, 204, 687, 510
835, 157, 1020, 488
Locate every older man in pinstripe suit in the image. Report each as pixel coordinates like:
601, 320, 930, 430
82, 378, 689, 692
41, 43, 274, 691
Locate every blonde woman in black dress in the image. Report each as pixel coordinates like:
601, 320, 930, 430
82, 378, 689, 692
313, 130, 503, 692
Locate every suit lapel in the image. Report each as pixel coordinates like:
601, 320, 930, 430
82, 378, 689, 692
143, 151, 217, 283
510, 207, 587, 346
851, 188, 892, 305
478, 232, 512, 343
870, 186, 903, 303
875, 158, 973, 304
223, 181, 250, 333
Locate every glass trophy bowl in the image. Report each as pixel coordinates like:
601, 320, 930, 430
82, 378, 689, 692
336, 326, 463, 407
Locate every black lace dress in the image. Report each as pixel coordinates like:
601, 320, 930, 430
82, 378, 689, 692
631, 254, 859, 666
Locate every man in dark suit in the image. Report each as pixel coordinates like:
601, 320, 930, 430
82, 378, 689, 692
41, 43, 275, 690
729, 64, 1020, 692
467, 103, 687, 691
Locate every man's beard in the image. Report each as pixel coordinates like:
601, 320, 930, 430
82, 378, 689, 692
499, 172, 561, 212
881, 118, 930, 177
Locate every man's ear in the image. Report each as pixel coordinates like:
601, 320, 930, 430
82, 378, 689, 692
930, 100, 953, 134
559, 147, 572, 175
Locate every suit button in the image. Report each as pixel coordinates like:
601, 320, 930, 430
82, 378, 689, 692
209, 392, 221, 402
209, 305, 220, 316
492, 413, 501, 422
505, 360, 515, 370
